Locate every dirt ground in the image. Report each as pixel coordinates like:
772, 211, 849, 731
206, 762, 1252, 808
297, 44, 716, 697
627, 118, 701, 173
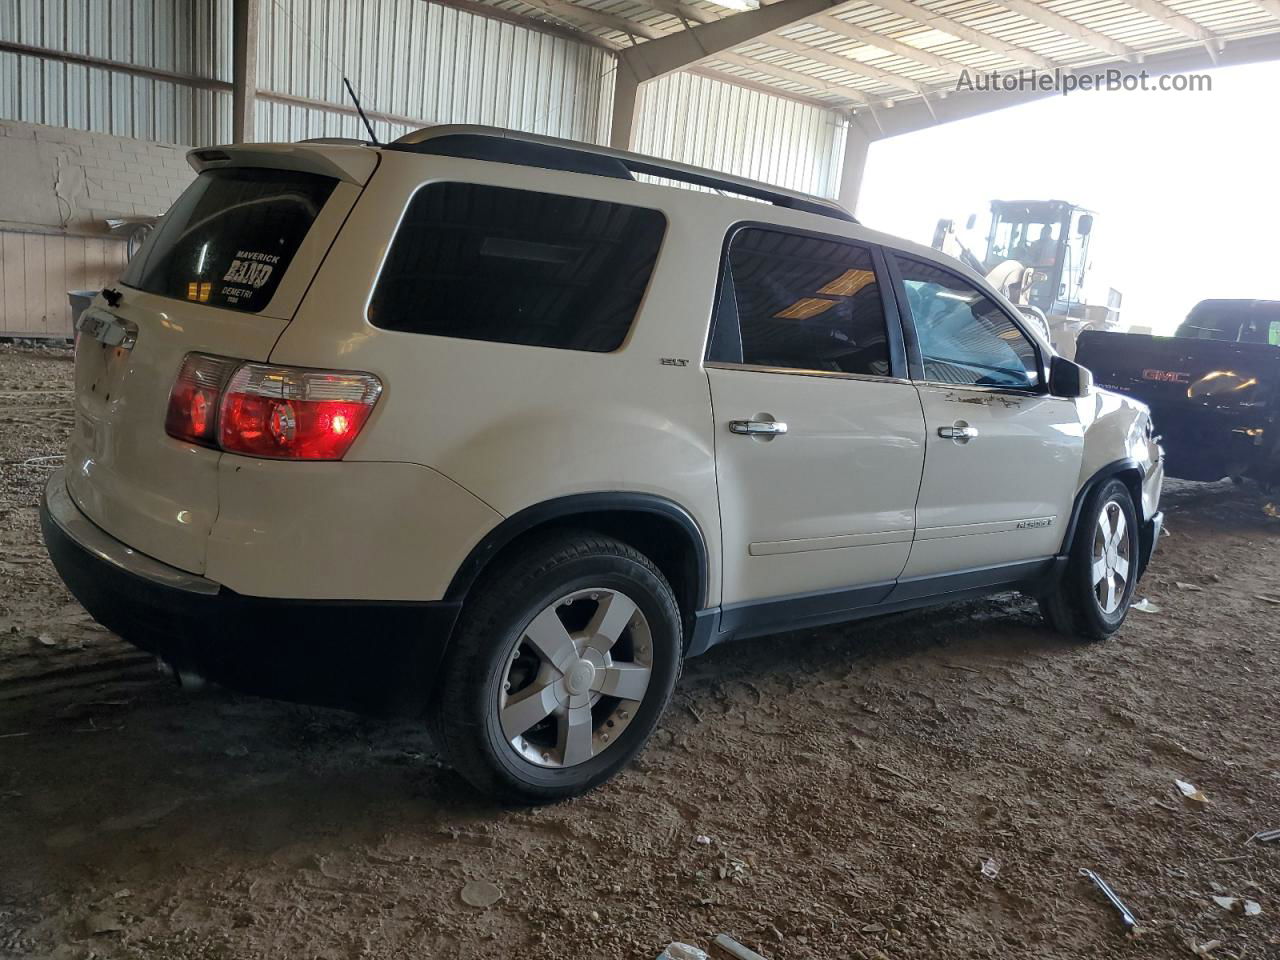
1, 344, 1277, 960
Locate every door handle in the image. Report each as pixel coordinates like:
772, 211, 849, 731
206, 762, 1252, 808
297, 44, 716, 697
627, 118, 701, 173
938, 421, 978, 443
729, 419, 788, 437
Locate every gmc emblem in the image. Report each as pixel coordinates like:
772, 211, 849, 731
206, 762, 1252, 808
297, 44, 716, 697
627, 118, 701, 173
1141, 368, 1190, 384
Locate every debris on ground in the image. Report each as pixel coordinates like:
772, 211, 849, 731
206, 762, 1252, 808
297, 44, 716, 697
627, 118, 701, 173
1212, 895, 1263, 916
1079, 868, 1139, 930
658, 943, 709, 960
1187, 939, 1222, 957
1248, 828, 1280, 844
460, 879, 503, 908
1254, 594, 1280, 605
980, 857, 1000, 879
694, 834, 714, 845
1132, 598, 1161, 613
1175, 779, 1211, 804
710, 933, 771, 960
1175, 581, 1204, 591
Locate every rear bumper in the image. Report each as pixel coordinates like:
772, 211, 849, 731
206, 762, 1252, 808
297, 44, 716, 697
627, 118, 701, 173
40, 470, 460, 714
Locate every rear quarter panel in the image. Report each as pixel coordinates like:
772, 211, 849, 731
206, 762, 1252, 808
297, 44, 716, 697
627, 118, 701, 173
267, 152, 735, 605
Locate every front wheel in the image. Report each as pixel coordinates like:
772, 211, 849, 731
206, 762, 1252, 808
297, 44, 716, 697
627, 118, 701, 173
431, 531, 682, 803
1039, 478, 1139, 642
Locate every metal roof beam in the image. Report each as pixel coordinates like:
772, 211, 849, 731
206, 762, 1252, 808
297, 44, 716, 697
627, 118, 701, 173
761, 33, 926, 94
855, 0, 1059, 71
642, 0, 719, 25
804, 13, 976, 76
866, 29, 1280, 138
688, 63, 850, 108
995, 0, 1139, 61
1112, 0, 1218, 41
519, 0, 664, 39
616, 0, 865, 81
1247, 0, 1280, 20
712, 50, 875, 103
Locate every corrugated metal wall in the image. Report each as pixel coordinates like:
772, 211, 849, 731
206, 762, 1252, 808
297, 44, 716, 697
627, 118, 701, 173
255, 0, 614, 144
0, 0, 232, 145
633, 70, 848, 200
1, 0, 611, 147
3, 1, 843, 194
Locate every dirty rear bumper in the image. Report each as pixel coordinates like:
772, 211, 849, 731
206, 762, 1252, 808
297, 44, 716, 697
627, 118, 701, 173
40, 470, 460, 715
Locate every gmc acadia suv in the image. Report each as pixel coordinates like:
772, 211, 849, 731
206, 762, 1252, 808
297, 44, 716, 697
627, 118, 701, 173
42, 126, 1165, 801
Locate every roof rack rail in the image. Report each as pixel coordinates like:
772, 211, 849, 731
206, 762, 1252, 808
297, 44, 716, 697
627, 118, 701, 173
386, 125, 855, 223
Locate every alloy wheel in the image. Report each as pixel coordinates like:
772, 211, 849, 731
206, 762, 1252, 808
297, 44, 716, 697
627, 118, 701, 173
498, 588, 653, 768
1091, 499, 1131, 614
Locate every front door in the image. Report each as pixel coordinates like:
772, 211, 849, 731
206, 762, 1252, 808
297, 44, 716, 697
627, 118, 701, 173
891, 255, 1083, 580
706, 227, 926, 607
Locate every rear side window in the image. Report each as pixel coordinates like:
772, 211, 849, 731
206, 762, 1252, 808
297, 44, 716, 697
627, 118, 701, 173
122, 168, 337, 313
708, 227, 891, 377
368, 183, 667, 353
896, 257, 1040, 390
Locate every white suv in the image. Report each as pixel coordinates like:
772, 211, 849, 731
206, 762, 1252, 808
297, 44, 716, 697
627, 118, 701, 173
42, 125, 1164, 801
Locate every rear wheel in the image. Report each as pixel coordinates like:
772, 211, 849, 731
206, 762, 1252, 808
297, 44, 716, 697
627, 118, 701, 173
1039, 478, 1138, 642
431, 531, 682, 802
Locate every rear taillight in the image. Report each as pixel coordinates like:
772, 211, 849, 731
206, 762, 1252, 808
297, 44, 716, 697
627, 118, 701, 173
165, 354, 382, 461
218, 363, 382, 460
165, 354, 241, 445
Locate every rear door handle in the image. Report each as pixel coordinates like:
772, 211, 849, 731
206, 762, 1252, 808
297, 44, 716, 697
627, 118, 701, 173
729, 419, 788, 437
938, 422, 978, 443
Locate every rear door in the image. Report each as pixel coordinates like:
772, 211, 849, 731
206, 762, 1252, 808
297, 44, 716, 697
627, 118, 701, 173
889, 254, 1083, 580
67, 161, 364, 574
707, 226, 926, 609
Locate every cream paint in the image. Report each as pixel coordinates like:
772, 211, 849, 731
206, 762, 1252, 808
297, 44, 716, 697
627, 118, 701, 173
60, 134, 1162, 611
707, 367, 925, 603
901, 385, 1084, 579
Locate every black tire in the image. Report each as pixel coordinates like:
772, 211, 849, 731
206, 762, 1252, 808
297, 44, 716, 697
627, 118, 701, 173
1039, 478, 1139, 642
431, 530, 682, 803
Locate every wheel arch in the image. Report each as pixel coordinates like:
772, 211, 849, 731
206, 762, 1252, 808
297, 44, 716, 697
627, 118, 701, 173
445, 493, 710, 634
1057, 458, 1146, 558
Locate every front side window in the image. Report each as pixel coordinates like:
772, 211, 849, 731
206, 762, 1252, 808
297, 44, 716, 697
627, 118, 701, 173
708, 227, 891, 377
897, 258, 1040, 390
122, 167, 337, 313
367, 182, 666, 353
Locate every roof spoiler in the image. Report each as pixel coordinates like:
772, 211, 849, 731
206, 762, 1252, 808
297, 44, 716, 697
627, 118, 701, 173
186, 143, 378, 186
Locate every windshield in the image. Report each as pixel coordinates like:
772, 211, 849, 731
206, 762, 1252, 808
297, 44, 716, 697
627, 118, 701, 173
121, 167, 337, 313
987, 216, 1061, 270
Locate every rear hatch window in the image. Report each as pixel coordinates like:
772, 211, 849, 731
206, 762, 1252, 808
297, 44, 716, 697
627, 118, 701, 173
121, 167, 337, 313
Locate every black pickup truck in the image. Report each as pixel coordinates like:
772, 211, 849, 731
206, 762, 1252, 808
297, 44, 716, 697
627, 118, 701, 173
1076, 299, 1280, 485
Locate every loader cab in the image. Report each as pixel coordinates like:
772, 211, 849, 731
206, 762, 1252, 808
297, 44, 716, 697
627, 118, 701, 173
984, 200, 1093, 317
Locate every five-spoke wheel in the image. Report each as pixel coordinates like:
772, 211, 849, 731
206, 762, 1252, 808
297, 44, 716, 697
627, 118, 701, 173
500, 588, 653, 768
1039, 477, 1139, 641
431, 531, 682, 802
1091, 499, 1131, 615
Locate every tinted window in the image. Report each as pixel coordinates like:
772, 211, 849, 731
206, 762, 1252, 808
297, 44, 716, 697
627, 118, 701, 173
121, 168, 337, 313
708, 228, 891, 377
368, 183, 666, 353
897, 258, 1040, 389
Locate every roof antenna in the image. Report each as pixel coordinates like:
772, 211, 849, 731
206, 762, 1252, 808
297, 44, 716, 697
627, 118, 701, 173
343, 77, 380, 146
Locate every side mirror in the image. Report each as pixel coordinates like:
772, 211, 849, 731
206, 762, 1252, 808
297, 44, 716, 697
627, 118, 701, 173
1078, 214, 1093, 236
965, 213, 977, 230
1050, 355, 1093, 398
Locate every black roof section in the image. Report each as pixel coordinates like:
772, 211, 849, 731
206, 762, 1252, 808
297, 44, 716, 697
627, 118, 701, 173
386, 129, 855, 223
